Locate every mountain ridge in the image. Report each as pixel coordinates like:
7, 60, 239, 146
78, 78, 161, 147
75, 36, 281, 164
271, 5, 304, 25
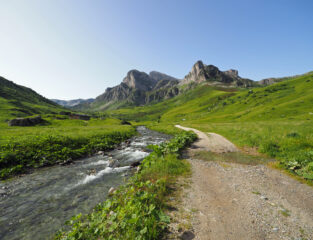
0, 76, 64, 122
180, 60, 256, 87
77, 60, 257, 111
51, 98, 94, 107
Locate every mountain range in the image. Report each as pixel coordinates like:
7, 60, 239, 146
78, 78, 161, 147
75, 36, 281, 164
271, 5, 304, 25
74, 60, 262, 111
1, 60, 310, 119
51, 98, 94, 107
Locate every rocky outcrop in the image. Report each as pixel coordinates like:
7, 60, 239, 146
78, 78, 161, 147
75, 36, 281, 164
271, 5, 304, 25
224, 69, 239, 78
258, 78, 278, 86
180, 60, 255, 87
122, 70, 158, 91
8, 115, 43, 126
149, 71, 178, 82
181, 60, 207, 84
89, 70, 180, 110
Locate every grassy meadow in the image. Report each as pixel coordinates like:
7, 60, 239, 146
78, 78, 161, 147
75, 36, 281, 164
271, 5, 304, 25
0, 116, 136, 179
108, 72, 313, 181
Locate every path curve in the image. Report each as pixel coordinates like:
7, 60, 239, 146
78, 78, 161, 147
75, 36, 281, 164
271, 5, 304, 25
169, 125, 313, 240
175, 125, 238, 153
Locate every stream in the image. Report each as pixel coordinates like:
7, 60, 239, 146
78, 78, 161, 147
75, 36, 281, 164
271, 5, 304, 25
0, 126, 170, 240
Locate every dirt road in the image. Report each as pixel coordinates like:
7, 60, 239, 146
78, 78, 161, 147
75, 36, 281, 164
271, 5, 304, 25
171, 125, 313, 240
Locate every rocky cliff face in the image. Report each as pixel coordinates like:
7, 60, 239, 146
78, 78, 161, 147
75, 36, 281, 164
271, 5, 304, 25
89, 70, 180, 110
149, 71, 179, 82
122, 70, 157, 91
180, 60, 255, 87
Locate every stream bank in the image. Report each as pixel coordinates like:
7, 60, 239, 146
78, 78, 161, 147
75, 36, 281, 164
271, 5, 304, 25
0, 126, 170, 240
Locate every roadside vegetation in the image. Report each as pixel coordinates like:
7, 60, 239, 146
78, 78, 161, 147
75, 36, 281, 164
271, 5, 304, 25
186, 121, 313, 181
0, 117, 135, 179
54, 129, 197, 240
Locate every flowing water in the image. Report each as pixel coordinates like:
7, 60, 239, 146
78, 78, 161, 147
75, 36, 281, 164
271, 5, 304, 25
0, 126, 170, 240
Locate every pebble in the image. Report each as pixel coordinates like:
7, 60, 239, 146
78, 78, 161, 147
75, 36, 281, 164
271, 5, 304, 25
260, 195, 269, 200
108, 187, 116, 195
180, 231, 195, 240
272, 227, 279, 232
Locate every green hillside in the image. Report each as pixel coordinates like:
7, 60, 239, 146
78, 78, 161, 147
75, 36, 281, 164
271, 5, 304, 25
0, 77, 137, 179
109, 72, 313, 123
108, 73, 313, 181
0, 76, 64, 126
164, 73, 313, 122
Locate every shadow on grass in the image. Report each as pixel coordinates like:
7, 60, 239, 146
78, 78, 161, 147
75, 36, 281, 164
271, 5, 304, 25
188, 151, 273, 165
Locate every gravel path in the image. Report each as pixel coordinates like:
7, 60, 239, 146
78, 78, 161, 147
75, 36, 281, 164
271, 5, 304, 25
169, 126, 313, 240
175, 125, 238, 153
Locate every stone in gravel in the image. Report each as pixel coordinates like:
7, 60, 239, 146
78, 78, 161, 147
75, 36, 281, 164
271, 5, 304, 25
180, 231, 195, 240
272, 227, 279, 232
260, 195, 269, 200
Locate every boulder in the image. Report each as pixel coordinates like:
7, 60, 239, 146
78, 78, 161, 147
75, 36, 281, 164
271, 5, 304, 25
130, 161, 141, 168
108, 187, 116, 195
8, 115, 42, 126
121, 120, 131, 125
97, 151, 105, 155
108, 159, 117, 167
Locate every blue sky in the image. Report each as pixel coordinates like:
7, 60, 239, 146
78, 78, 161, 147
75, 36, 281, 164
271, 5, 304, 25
0, 0, 312, 99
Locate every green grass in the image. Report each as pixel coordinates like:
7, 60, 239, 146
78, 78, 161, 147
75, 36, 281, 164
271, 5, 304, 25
54, 129, 197, 240
105, 73, 313, 181
106, 84, 233, 122
185, 121, 313, 181
0, 76, 65, 126
109, 72, 313, 123
0, 117, 136, 179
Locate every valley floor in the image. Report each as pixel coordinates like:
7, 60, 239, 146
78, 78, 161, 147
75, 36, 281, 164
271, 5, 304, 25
168, 127, 313, 240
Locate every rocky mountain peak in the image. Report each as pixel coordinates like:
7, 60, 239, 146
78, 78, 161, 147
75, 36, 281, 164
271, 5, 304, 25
180, 60, 254, 87
89, 69, 180, 110
181, 61, 218, 85
192, 60, 205, 75
122, 70, 156, 91
224, 69, 239, 78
